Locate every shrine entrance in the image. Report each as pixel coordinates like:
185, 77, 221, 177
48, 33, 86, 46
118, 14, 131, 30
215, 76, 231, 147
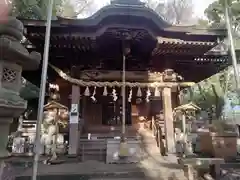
102, 97, 132, 126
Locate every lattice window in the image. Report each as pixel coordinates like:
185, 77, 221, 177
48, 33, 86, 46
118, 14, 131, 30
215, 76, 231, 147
2, 67, 17, 83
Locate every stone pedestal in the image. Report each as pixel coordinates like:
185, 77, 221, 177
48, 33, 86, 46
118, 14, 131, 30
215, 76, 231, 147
199, 132, 237, 159
106, 139, 142, 163
0, 17, 40, 157
0, 118, 12, 157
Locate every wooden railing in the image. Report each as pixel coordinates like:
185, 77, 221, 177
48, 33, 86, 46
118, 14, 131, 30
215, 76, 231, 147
152, 119, 166, 156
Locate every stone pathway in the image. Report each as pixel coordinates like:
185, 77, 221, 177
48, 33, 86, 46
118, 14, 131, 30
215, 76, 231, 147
1, 162, 28, 180
138, 129, 187, 180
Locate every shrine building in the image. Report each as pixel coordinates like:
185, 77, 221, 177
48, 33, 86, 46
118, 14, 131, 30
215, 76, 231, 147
21, 0, 229, 157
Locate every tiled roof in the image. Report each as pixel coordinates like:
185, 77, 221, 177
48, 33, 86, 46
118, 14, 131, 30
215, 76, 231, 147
157, 37, 215, 45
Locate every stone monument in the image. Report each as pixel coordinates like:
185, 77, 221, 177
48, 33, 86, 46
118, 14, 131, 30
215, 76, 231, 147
0, 17, 40, 157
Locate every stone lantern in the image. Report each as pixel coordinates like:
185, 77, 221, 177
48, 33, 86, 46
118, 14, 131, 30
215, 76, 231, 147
0, 17, 40, 157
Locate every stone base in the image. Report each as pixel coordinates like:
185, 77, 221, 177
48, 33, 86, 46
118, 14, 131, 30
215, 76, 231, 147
106, 139, 142, 163
0, 89, 27, 117
0, 119, 12, 158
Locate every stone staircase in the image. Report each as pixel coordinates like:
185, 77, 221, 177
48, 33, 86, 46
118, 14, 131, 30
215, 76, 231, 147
19, 119, 37, 138
138, 128, 162, 156
144, 119, 166, 153
138, 128, 187, 180
85, 125, 138, 137
78, 138, 107, 162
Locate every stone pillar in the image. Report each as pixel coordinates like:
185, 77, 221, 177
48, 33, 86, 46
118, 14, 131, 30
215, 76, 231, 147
163, 87, 175, 153
68, 85, 80, 156
0, 17, 40, 157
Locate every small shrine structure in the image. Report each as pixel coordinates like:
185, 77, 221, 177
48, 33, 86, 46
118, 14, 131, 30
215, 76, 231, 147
173, 102, 200, 156
41, 84, 69, 159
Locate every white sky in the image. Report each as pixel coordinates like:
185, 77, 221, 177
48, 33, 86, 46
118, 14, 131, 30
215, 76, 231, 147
193, 0, 215, 17
77, 0, 216, 19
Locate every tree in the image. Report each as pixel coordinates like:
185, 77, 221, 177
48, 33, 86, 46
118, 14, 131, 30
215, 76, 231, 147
10, 0, 94, 20
10, 0, 63, 20
197, 18, 209, 27
145, 0, 194, 24
75, 0, 95, 17
59, 0, 95, 18
204, 0, 240, 31
58, 0, 77, 18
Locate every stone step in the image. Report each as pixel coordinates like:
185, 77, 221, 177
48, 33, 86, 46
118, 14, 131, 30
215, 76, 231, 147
78, 139, 107, 162
15, 172, 147, 180
80, 134, 140, 140
19, 120, 37, 135
22, 120, 37, 126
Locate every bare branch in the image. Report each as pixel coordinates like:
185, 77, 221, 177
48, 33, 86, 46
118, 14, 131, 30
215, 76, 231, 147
151, 0, 194, 24
75, 0, 94, 15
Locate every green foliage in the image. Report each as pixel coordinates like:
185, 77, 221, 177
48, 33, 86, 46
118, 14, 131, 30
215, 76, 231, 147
181, 66, 240, 122
11, 0, 63, 20
204, 0, 240, 29
60, 0, 78, 18
181, 68, 234, 120
10, 0, 93, 20
197, 19, 209, 27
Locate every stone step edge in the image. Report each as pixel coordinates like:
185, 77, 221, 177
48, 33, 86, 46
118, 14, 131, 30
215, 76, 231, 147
15, 171, 146, 179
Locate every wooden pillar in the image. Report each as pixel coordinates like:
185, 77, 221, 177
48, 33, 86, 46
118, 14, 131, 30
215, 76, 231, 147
68, 85, 80, 156
163, 87, 175, 153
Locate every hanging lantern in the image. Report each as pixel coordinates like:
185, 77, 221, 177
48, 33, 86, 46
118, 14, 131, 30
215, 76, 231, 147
103, 86, 108, 96
146, 88, 151, 102
137, 87, 142, 97
91, 87, 96, 102
128, 88, 132, 102
112, 88, 118, 101
154, 87, 160, 97
84, 86, 90, 96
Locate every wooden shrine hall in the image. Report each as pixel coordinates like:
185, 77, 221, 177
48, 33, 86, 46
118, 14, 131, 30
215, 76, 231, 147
21, 0, 229, 156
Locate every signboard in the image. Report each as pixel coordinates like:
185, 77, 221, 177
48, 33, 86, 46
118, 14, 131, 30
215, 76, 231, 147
70, 104, 79, 124
70, 114, 78, 124
71, 104, 78, 113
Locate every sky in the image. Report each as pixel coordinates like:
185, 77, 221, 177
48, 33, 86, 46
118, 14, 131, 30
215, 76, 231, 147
193, 0, 215, 18
96, 0, 215, 17
77, 0, 216, 19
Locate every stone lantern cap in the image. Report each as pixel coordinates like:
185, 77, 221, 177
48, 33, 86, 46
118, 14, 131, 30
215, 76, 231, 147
0, 17, 41, 70
174, 102, 201, 112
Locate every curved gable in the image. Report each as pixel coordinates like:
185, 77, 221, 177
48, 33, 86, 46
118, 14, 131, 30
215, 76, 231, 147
55, 0, 171, 34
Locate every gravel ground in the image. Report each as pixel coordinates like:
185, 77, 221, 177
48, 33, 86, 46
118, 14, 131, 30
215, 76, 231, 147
1, 163, 28, 180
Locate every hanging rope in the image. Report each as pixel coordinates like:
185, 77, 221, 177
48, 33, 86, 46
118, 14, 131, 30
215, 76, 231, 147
49, 64, 194, 88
